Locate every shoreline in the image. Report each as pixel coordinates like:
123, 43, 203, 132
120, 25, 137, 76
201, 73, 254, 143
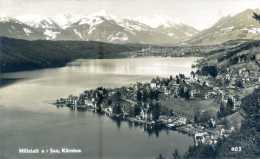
1, 56, 200, 74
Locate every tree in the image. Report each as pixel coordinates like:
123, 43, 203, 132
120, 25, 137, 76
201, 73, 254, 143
201, 65, 218, 77
152, 102, 161, 121
184, 88, 191, 100
178, 85, 185, 97
95, 91, 104, 113
136, 90, 142, 102
112, 104, 123, 115
190, 71, 195, 78
170, 75, 173, 81
143, 89, 149, 102
134, 104, 141, 116
226, 97, 234, 113
218, 101, 226, 117
253, 12, 260, 22
242, 88, 260, 115
176, 75, 180, 84
113, 91, 121, 103
150, 89, 160, 100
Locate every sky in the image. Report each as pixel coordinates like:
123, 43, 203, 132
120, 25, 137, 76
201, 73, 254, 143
0, 0, 259, 30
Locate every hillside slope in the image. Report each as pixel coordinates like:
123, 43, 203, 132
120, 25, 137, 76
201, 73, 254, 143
0, 37, 143, 72
187, 9, 260, 45
198, 39, 260, 72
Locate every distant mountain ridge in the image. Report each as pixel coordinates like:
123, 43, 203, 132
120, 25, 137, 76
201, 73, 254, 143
1, 9, 260, 45
0, 11, 198, 45
187, 9, 260, 45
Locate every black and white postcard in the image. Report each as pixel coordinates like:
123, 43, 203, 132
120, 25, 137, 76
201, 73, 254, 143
0, 0, 260, 159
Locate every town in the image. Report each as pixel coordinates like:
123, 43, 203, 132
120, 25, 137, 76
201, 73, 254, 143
54, 56, 260, 148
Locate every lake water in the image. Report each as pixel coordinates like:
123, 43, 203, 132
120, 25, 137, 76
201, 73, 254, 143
0, 57, 198, 159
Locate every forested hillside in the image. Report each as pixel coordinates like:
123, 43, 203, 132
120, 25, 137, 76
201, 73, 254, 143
0, 37, 143, 72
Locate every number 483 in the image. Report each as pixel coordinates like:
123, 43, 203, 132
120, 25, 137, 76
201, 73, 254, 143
231, 146, 242, 152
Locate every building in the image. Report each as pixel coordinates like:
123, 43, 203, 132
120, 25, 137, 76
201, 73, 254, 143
194, 132, 208, 146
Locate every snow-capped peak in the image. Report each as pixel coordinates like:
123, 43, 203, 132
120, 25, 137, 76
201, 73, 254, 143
52, 14, 83, 29
118, 19, 151, 31
75, 10, 118, 27
38, 18, 59, 29
16, 15, 56, 28
16, 14, 79, 29
14, 10, 118, 29
13, 11, 183, 30
0, 16, 11, 22
16, 15, 44, 25
0, 15, 21, 23
76, 10, 117, 25
134, 15, 182, 28
77, 16, 106, 26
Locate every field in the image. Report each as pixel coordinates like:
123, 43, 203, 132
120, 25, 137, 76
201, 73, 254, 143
161, 96, 219, 121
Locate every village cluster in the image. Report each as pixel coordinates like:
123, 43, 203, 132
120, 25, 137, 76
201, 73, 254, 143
55, 63, 260, 147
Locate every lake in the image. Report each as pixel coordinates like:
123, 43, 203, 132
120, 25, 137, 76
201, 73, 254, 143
0, 57, 198, 159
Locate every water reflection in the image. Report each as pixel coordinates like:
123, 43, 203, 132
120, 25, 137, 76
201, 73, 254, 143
68, 57, 197, 77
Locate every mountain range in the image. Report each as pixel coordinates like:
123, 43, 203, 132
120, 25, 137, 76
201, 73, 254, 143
0, 9, 260, 45
0, 11, 198, 45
